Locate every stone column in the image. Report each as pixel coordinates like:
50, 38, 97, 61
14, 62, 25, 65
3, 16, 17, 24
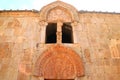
57, 21, 63, 44
39, 21, 48, 43
71, 21, 79, 43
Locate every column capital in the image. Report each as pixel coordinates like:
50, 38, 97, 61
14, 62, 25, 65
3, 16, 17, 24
71, 21, 79, 26
39, 21, 48, 26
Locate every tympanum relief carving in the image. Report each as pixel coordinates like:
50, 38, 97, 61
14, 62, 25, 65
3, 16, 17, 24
47, 7, 72, 22
34, 45, 84, 79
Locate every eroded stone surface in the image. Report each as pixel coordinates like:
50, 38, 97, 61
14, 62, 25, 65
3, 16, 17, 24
0, 1, 120, 80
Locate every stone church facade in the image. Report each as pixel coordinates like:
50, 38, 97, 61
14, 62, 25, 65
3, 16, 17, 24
0, 1, 120, 80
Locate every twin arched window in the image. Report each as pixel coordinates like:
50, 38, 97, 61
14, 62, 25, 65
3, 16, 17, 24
45, 23, 73, 43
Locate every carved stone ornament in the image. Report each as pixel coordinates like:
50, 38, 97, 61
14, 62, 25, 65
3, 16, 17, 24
47, 7, 72, 22
39, 1, 79, 22
39, 21, 48, 26
71, 21, 79, 27
34, 45, 84, 79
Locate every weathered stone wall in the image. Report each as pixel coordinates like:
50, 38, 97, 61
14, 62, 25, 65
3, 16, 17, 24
0, 11, 120, 80
78, 12, 120, 80
0, 11, 40, 80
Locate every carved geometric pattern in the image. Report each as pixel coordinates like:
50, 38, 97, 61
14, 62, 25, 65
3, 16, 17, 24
34, 45, 84, 79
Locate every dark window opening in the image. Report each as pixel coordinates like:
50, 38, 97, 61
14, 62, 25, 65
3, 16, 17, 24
62, 23, 73, 43
46, 23, 57, 43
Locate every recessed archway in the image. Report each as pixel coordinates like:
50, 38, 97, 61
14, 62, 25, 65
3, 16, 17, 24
34, 45, 84, 79
39, 1, 79, 22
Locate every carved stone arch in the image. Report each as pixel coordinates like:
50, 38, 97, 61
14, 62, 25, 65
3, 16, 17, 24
34, 45, 84, 79
40, 1, 79, 22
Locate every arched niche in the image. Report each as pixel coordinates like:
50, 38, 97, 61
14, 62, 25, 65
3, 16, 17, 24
34, 45, 84, 79
39, 1, 79, 22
